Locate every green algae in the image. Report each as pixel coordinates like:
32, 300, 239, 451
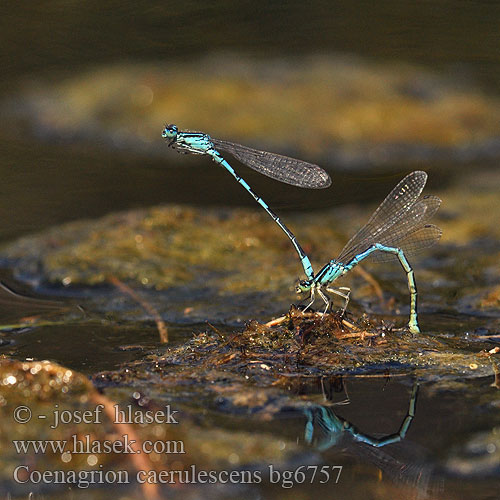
0, 357, 116, 482
2, 168, 500, 328
0, 357, 305, 496
7, 54, 500, 168
0, 206, 305, 293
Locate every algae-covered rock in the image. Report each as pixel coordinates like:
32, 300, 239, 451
0, 357, 116, 494
0, 204, 364, 324
5, 54, 500, 169
3, 168, 500, 328
0, 206, 299, 292
0, 357, 306, 497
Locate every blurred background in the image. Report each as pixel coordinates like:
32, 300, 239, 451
1, 0, 500, 243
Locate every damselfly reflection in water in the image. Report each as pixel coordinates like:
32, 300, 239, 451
162, 126, 440, 332
305, 382, 419, 450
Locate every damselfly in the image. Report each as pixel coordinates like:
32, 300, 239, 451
296, 171, 441, 333
162, 126, 440, 333
162, 124, 330, 279
305, 382, 419, 449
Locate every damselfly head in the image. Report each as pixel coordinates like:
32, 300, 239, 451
296, 279, 312, 294
162, 124, 178, 144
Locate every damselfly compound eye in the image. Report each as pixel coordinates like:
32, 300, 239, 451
162, 124, 178, 139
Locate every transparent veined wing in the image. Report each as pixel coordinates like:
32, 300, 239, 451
365, 224, 442, 262
358, 195, 441, 262
338, 171, 429, 263
212, 138, 331, 189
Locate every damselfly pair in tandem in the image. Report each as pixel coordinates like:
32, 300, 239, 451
162, 124, 441, 333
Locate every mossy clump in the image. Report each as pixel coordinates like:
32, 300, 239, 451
94, 306, 498, 415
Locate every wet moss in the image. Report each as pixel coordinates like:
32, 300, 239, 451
0, 206, 309, 293
94, 307, 498, 414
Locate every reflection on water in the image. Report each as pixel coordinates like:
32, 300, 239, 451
304, 382, 418, 449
